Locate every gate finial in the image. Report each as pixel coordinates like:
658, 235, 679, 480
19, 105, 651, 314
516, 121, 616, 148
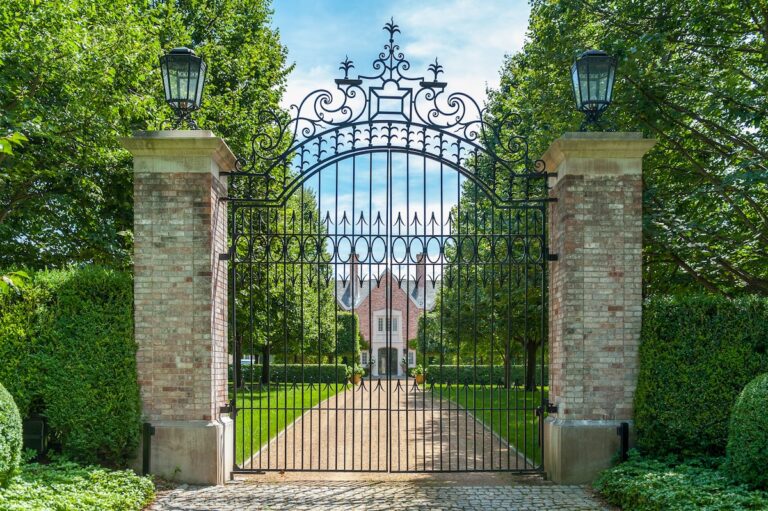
383, 17, 400, 42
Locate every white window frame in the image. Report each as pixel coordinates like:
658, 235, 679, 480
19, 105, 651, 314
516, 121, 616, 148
373, 310, 402, 342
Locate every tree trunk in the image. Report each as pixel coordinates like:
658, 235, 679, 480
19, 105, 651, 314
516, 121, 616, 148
261, 344, 270, 385
525, 342, 538, 392
504, 338, 511, 389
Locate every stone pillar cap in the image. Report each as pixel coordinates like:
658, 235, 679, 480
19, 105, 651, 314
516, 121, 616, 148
542, 132, 656, 184
119, 130, 237, 172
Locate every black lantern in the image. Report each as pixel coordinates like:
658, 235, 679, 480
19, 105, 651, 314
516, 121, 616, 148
570, 50, 616, 129
160, 47, 207, 129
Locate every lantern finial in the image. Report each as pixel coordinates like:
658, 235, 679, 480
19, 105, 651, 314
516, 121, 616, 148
160, 47, 207, 129
570, 50, 617, 130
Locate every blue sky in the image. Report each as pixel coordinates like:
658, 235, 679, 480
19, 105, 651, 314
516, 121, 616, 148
270, 1, 532, 278
272, 0, 532, 108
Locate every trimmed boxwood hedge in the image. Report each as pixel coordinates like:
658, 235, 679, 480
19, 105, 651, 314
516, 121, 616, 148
726, 372, 768, 489
635, 295, 768, 457
0, 267, 140, 466
0, 382, 22, 486
232, 364, 351, 384
426, 365, 548, 386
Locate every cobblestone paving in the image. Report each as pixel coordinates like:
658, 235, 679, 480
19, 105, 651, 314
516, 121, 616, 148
148, 480, 609, 510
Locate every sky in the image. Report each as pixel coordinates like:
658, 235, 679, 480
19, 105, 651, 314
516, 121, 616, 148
269, 1, 532, 279
271, 0, 532, 108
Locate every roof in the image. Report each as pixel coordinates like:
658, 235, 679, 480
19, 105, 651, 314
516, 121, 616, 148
335, 269, 440, 311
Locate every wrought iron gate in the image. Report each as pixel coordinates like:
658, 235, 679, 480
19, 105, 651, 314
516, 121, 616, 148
226, 20, 549, 473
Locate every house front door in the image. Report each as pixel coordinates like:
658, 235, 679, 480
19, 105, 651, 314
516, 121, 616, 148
378, 347, 398, 376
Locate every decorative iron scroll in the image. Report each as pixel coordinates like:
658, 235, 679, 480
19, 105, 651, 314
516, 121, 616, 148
229, 19, 547, 205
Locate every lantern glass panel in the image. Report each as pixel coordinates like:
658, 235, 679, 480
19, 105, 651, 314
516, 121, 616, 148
570, 63, 582, 110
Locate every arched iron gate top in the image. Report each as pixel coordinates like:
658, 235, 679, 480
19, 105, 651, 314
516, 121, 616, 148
225, 18, 548, 207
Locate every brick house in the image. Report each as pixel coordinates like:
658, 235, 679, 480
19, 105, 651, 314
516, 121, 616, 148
336, 253, 440, 377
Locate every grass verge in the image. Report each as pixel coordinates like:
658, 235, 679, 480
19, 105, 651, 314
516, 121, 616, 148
231, 383, 346, 465
431, 384, 548, 465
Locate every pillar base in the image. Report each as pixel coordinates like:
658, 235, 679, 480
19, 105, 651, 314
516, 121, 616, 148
147, 418, 233, 485
544, 417, 634, 484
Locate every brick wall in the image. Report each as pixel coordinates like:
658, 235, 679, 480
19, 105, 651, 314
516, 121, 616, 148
128, 133, 233, 423
545, 133, 652, 421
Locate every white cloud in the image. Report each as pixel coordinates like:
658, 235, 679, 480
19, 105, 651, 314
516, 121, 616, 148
394, 0, 529, 105
277, 0, 530, 109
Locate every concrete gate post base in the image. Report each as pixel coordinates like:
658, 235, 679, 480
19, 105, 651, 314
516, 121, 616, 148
149, 418, 234, 485
542, 132, 655, 485
544, 418, 635, 484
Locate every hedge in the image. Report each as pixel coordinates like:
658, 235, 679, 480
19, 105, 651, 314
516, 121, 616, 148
231, 364, 351, 384
635, 295, 768, 457
0, 382, 22, 486
726, 373, 768, 489
0, 267, 140, 465
426, 365, 548, 386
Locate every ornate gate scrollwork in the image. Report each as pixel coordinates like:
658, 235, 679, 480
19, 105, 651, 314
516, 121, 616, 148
227, 19, 549, 474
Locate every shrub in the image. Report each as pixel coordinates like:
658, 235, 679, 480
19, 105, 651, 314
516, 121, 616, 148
233, 364, 350, 384
726, 373, 768, 489
0, 267, 140, 465
426, 365, 547, 386
0, 383, 22, 486
635, 295, 768, 456
336, 312, 364, 358
594, 451, 768, 511
0, 460, 154, 511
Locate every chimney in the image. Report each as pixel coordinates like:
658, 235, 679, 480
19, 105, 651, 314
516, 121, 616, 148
416, 251, 427, 294
349, 251, 360, 289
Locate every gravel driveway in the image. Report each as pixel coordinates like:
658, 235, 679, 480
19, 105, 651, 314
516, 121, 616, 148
242, 379, 532, 472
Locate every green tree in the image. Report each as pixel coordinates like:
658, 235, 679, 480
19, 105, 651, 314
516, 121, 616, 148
488, 0, 768, 297
0, 0, 289, 268
433, 193, 545, 390
336, 312, 363, 365
231, 189, 337, 386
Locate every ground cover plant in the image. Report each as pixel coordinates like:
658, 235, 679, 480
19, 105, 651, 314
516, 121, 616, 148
232, 383, 346, 465
594, 451, 768, 511
0, 459, 155, 511
432, 384, 547, 465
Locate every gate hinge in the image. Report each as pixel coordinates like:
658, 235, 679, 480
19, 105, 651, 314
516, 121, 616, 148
220, 399, 237, 416
219, 246, 234, 261
547, 253, 559, 262
535, 399, 558, 417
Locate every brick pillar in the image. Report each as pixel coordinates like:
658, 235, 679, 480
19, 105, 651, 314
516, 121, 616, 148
120, 130, 234, 485
542, 132, 655, 484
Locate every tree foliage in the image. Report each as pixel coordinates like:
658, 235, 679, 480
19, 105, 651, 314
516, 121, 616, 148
489, 0, 768, 296
428, 189, 545, 389
0, 0, 290, 268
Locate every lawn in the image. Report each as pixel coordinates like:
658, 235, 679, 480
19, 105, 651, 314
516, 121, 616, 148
231, 383, 346, 465
432, 384, 548, 465
0, 460, 154, 511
